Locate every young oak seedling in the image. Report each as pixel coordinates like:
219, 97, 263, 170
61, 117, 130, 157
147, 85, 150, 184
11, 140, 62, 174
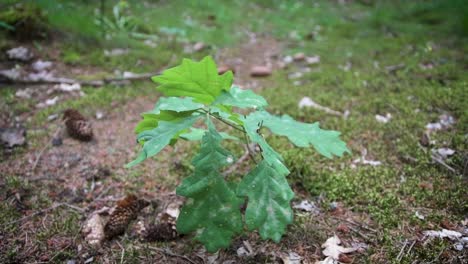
126, 56, 349, 252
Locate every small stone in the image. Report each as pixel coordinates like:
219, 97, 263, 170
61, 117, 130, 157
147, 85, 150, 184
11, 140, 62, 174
193, 42, 205, 52
143, 39, 157, 48
15, 88, 33, 99
56, 83, 81, 92
7, 46, 33, 61
52, 137, 63, 147
95, 111, 104, 120
293, 52, 306, 61
47, 114, 59, 121
45, 96, 59, 106
283, 55, 293, 64
103, 49, 128, 57
32, 60, 53, 72
420, 132, 431, 147
436, 148, 455, 158
0, 68, 21, 80
306, 55, 320, 65
454, 243, 464, 251
288, 72, 303, 79
218, 65, 234, 75
250, 66, 272, 77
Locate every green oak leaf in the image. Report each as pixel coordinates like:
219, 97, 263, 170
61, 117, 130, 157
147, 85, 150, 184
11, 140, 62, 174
152, 56, 233, 104
152, 97, 204, 113
126, 114, 202, 167
243, 115, 290, 175
176, 120, 242, 252
210, 106, 244, 126
180, 128, 239, 141
134, 111, 194, 134
245, 111, 350, 158
213, 85, 268, 109
236, 160, 294, 242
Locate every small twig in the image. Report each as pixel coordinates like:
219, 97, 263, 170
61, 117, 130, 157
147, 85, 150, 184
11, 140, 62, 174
116, 241, 125, 264
385, 63, 405, 73
242, 129, 258, 164
31, 124, 63, 172
299, 97, 343, 116
332, 217, 377, 233
223, 146, 250, 177
431, 155, 456, 173
31, 143, 50, 171
348, 224, 371, 240
406, 240, 416, 255
396, 239, 408, 262
2, 202, 84, 227
427, 247, 446, 264
147, 246, 196, 264
209, 112, 244, 132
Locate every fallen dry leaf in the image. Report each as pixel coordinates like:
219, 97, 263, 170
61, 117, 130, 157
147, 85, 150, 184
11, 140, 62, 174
375, 113, 392, 123
281, 251, 303, 264
321, 235, 357, 260
293, 200, 320, 214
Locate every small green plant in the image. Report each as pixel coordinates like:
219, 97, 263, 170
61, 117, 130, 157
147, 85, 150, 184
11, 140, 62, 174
95, 1, 138, 36
127, 56, 350, 252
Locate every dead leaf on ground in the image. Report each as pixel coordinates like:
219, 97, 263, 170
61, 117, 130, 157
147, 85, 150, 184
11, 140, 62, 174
375, 113, 392, 123
281, 251, 303, 264
320, 235, 358, 260
1, 127, 26, 149
293, 200, 320, 214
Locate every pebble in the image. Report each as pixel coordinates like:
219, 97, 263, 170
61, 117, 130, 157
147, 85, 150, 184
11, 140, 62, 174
193, 42, 205, 52
52, 137, 63, 147
250, 66, 272, 77
218, 65, 234, 75
293, 52, 306, 61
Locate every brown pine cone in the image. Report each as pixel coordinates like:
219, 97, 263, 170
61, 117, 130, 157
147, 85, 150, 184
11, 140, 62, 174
143, 222, 179, 242
63, 109, 93, 141
104, 194, 149, 239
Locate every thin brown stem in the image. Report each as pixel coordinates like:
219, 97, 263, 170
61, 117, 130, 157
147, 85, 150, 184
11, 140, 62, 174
242, 129, 258, 164
198, 108, 259, 164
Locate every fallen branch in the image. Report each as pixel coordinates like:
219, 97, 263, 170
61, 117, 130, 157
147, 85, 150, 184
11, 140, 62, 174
0, 72, 157, 87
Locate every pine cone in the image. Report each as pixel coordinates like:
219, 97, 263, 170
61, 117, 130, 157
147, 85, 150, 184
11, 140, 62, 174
63, 109, 93, 141
144, 222, 179, 242
104, 195, 149, 239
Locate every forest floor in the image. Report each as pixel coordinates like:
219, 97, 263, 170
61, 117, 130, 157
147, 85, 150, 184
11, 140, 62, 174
0, 1, 467, 263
